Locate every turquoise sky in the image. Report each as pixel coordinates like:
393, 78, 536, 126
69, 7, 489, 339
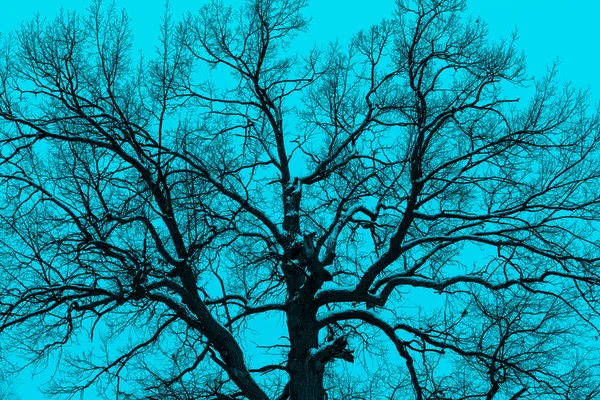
1, 0, 598, 95
0, 0, 598, 398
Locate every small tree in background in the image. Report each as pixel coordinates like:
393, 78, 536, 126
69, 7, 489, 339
1, 0, 600, 398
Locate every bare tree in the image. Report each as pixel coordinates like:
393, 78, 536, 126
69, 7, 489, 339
1, 0, 600, 399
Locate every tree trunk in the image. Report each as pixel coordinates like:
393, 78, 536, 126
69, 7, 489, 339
287, 293, 326, 400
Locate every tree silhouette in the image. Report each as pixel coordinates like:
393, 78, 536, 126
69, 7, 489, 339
1, 0, 600, 399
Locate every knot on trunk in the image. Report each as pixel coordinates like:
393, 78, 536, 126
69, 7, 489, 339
286, 232, 333, 283
312, 336, 355, 370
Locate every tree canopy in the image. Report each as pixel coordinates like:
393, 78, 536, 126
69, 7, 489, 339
1, 0, 600, 399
